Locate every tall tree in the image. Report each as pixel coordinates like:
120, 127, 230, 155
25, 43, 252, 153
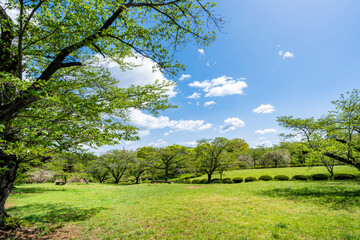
0, 0, 220, 219
152, 144, 188, 181
194, 137, 230, 183
101, 149, 135, 184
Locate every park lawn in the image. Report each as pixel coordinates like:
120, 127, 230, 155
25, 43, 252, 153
6, 179, 360, 239
193, 165, 359, 180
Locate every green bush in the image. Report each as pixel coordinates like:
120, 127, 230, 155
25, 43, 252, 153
233, 177, 243, 183
190, 175, 197, 179
196, 173, 203, 177
258, 175, 273, 181
184, 177, 191, 180
274, 175, 289, 181
333, 173, 357, 180
222, 179, 234, 184
211, 178, 220, 182
200, 179, 208, 184
191, 179, 201, 184
244, 176, 257, 182
292, 175, 308, 181
212, 179, 222, 183
311, 174, 329, 181
183, 179, 191, 184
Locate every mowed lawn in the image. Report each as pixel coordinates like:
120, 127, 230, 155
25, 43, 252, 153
6, 167, 360, 239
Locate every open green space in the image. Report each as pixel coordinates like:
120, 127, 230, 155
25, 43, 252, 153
6, 170, 360, 239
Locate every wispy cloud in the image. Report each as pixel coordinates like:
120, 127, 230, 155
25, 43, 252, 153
254, 137, 273, 147
278, 50, 295, 59
255, 128, 277, 134
198, 48, 205, 56
179, 74, 191, 81
186, 92, 201, 99
219, 118, 245, 133
189, 75, 247, 97
253, 104, 275, 114
204, 101, 216, 107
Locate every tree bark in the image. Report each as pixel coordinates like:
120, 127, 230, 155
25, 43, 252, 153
207, 173, 212, 183
0, 154, 19, 221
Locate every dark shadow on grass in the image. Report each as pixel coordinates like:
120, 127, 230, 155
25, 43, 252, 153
259, 184, 360, 210
12, 187, 68, 194
7, 203, 107, 224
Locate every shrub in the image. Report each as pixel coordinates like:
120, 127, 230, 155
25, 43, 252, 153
244, 176, 257, 182
191, 179, 201, 184
292, 175, 308, 181
212, 179, 222, 183
200, 179, 208, 184
196, 173, 203, 177
233, 177, 243, 183
184, 177, 191, 180
258, 175, 273, 181
311, 174, 329, 181
190, 175, 197, 179
211, 178, 220, 182
222, 179, 234, 184
183, 180, 191, 184
274, 175, 289, 181
333, 173, 357, 180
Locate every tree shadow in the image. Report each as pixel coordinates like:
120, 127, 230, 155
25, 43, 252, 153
12, 187, 67, 194
7, 203, 107, 224
259, 184, 360, 211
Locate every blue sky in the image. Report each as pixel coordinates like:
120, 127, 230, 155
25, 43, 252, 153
95, 0, 360, 153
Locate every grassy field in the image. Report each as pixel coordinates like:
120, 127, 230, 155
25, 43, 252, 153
6, 168, 360, 239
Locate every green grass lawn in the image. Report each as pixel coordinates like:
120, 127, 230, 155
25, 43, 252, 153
6, 175, 360, 239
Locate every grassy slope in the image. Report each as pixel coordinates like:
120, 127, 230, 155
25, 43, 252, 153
7, 178, 360, 239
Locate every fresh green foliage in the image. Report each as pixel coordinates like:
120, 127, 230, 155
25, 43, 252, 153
259, 149, 291, 168
7, 181, 360, 239
191, 179, 201, 184
211, 179, 222, 183
200, 179, 208, 184
258, 175, 273, 181
274, 175, 289, 181
232, 177, 243, 183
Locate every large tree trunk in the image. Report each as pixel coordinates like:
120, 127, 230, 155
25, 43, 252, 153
207, 173, 212, 183
0, 154, 19, 220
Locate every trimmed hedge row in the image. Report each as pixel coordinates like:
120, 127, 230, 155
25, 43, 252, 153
176, 172, 359, 184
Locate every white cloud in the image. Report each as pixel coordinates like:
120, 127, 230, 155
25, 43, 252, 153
189, 75, 247, 97
219, 118, 245, 133
278, 50, 295, 59
98, 55, 177, 98
198, 48, 205, 56
179, 74, 191, 81
253, 104, 276, 114
149, 139, 168, 147
254, 137, 273, 147
129, 109, 212, 136
180, 141, 197, 147
255, 128, 277, 134
204, 101, 216, 107
186, 92, 201, 99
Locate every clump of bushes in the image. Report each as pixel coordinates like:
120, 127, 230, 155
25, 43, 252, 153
184, 176, 191, 180
211, 178, 220, 182
222, 179, 234, 184
333, 173, 357, 180
233, 177, 243, 183
258, 175, 273, 181
244, 176, 257, 182
212, 179, 222, 183
196, 173, 203, 177
183, 180, 191, 184
311, 173, 329, 181
292, 175, 308, 181
190, 175, 197, 179
191, 179, 201, 184
274, 175, 289, 181
200, 179, 208, 184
